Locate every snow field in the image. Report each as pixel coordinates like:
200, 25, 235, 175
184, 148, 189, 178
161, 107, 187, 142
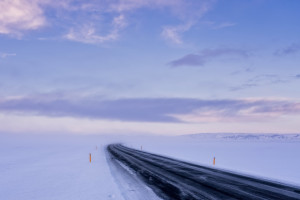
123, 136, 300, 186
1, 133, 299, 200
0, 135, 123, 200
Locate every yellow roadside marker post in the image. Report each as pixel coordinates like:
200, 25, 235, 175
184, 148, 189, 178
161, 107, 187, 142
213, 157, 215, 165
89, 153, 91, 163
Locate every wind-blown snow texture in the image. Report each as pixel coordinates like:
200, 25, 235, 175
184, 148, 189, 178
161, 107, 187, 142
0, 133, 299, 199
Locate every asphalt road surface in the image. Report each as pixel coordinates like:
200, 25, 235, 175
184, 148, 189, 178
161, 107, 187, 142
107, 144, 300, 200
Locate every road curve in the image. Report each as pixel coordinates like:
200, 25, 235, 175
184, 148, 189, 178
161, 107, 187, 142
107, 144, 300, 200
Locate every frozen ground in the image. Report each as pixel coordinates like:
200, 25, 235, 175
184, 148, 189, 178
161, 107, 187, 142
0, 133, 299, 199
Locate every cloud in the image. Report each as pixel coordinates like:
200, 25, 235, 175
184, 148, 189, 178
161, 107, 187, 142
168, 99, 300, 123
274, 43, 300, 56
0, 0, 215, 44
0, 52, 16, 58
160, 0, 213, 44
230, 74, 288, 91
113, 14, 127, 28
64, 14, 127, 44
296, 74, 300, 79
161, 22, 194, 44
64, 25, 118, 44
0, 95, 299, 123
201, 21, 236, 30
107, 0, 183, 12
0, 0, 47, 36
73, 0, 214, 44
229, 83, 257, 91
169, 48, 249, 67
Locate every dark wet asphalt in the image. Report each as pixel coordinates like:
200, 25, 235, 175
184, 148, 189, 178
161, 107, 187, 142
107, 144, 300, 200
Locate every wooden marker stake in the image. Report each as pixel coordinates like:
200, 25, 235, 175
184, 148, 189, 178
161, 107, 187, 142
89, 153, 91, 163
213, 157, 215, 165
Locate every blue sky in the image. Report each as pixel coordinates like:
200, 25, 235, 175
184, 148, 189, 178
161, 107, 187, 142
0, 0, 300, 135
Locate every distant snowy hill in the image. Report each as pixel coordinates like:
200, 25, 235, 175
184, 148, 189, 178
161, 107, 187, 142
183, 133, 300, 141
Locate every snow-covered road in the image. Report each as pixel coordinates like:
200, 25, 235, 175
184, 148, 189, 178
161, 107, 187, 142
108, 144, 300, 200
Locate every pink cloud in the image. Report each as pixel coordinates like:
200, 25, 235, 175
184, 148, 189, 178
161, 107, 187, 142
0, 0, 46, 36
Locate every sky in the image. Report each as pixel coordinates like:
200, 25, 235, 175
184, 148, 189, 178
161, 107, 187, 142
0, 0, 300, 135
